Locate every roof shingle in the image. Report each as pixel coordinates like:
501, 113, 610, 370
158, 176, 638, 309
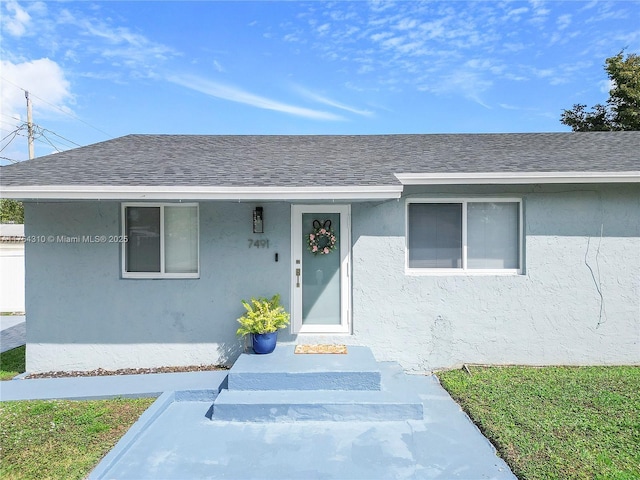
1, 132, 639, 188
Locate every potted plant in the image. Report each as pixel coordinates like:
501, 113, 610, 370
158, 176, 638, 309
236, 294, 290, 354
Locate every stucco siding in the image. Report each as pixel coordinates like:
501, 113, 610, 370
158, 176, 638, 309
23, 184, 639, 373
25, 201, 293, 372
349, 184, 639, 371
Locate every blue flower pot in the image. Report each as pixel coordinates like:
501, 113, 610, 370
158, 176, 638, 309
252, 332, 278, 354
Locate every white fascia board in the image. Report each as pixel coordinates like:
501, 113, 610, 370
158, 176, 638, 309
0, 185, 403, 201
395, 171, 640, 185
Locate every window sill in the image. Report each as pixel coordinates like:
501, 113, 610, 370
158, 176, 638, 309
405, 268, 523, 276
122, 273, 200, 279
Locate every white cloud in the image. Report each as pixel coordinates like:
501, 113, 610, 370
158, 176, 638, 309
371, 32, 393, 42
503, 42, 526, 52
557, 14, 572, 30
212, 60, 225, 73
56, 8, 178, 79
283, 33, 300, 42
168, 75, 344, 121
425, 68, 493, 108
0, 58, 73, 162
395, 18, 418, 30
292, 86, 374, 117
506, 7, 529, 18
599, 79, 614, 94
1, 58, 73, 123
2, 1, 31, 37
316, 23, 330, 35
532, 68, 554, 78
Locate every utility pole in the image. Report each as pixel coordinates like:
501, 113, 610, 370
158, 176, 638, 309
25, 91, 34, 159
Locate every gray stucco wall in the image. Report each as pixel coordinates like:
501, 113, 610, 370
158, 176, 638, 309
349, 184, 639, 371
24, 184, 639, 372
25, 201, 294, 372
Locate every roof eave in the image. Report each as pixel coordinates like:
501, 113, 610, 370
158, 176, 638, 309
0, 185, 403, 201
395, 171, 640, 185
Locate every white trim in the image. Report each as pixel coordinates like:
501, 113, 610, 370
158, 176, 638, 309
405, 198, 523, 276
291, 204, 351, 335
0, 185, 402, 201
395, 171, 640, 185
3, 172, 638, 200
121, 202, 200, 279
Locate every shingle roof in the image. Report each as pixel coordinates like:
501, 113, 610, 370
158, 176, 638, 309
1, 132, 639, 188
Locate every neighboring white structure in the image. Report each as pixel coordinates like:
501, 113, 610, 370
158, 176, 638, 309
0, 224, 25, 313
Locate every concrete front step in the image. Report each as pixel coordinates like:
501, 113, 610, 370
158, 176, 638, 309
213, 388, 424, 422
227, 346, 382, 391
214, 356, 424, 422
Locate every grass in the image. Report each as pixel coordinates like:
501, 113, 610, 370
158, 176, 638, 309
437, 365, 640, 480
0, 397, 155, 480
0, 346, 25, 380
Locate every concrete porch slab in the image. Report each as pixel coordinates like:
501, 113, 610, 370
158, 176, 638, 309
228, 345, 381, 391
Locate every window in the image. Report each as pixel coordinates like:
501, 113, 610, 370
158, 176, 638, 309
407, 199, 521, 273
122, 203, 199, 278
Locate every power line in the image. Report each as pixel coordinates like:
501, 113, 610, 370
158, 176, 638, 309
1, 156, 20, 164
1, 121, 83, 158
0, 119, 22, 130
1, 78, 113, 158
35, 131, 63, 153
1, 76, 114, 140
1, 112, 23, 123
0, 126, 26, 153
0, 125, 25, 163
40, 127, 83, 148
37, 129, 73, 152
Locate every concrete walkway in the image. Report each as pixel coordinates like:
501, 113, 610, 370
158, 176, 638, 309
90, 372, 516, 480
1, 345, 516, 479
0, 315, 26, 353
0, 370, 228, 401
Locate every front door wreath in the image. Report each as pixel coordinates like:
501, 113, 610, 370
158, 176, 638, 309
308, 219, 337, 255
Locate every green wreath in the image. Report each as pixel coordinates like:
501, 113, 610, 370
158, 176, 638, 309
308, 219, 337, 255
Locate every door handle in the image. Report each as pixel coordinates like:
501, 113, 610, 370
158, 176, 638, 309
295, 268, 301, 288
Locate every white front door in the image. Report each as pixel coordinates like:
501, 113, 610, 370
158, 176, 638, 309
291, 205, 351, 334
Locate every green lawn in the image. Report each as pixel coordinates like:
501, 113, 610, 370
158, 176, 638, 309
0, 397, 155, 480
1, 347, 155, 479
437, 365, 640, 480
0, 346, 25, 380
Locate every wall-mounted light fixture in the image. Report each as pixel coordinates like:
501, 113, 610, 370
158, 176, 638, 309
253, 207, 264, 233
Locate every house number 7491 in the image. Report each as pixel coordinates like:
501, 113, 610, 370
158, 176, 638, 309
248, 239, 270, 248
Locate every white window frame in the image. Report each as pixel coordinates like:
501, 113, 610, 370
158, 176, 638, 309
405, 198, 523, 275
121, 202, 200, 279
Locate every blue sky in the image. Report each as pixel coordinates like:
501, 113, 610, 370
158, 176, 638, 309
1, 1, 639, 163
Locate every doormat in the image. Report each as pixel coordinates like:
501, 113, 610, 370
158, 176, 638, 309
294, 344, 348, 354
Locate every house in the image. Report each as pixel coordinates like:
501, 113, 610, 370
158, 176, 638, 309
0, 224, 25, 313
0, 132, 638, 373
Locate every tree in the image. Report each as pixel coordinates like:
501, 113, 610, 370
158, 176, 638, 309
561, 51, 640, 131
0, 199, 24, 224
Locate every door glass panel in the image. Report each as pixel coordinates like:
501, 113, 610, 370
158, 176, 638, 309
302, 213, 341, 325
